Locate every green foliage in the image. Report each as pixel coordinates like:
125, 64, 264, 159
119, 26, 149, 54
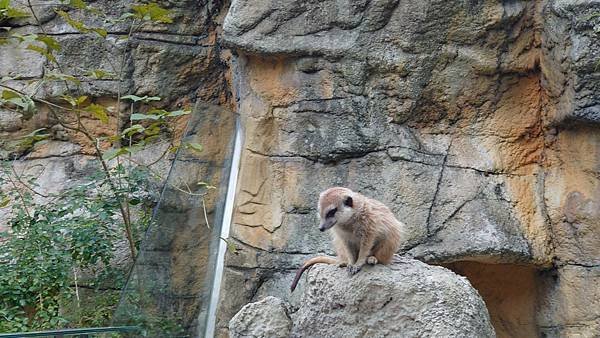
130, 3, 173, 23
87, 69, 114, 79
122, 95, 161, 103
18, 128, 51, 149
0, 0, 197, 332
68, 0, 87, 10
184, 142, 203, 154
84, 103, 109, 123
1, 90, 36, 113
0, 0, 29, 21
56, 10, 107, 38
0, 164, 158, 331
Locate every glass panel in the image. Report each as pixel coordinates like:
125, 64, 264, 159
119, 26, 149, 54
112, 102, 239, 337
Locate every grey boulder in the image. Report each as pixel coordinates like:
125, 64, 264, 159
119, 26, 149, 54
230, 257, 495, 338
229, 296, 293, 338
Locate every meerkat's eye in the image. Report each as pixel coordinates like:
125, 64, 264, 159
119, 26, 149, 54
326, 208, 337, 218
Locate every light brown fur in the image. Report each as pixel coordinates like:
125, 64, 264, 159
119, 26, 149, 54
290, 187, 405, 292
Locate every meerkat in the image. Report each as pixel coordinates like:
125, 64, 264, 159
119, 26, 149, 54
290, 187, 405, 292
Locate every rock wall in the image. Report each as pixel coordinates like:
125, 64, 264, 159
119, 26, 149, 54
2, 0, 600, 337
218, 0, 600, 337
0, 0, 234, 332
0, 0, 232, 180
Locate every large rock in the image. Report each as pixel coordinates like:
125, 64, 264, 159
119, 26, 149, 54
229, 296, 292, 338
230, 258, 495, 338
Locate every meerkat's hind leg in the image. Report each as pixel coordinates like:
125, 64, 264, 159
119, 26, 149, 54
366, 256, 378, 265
373, 238, 398, 265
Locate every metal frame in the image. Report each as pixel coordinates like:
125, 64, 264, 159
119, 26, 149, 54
0, 326, 139, 338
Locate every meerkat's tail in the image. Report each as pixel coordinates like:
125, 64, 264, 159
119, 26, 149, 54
290, 256, 337, 292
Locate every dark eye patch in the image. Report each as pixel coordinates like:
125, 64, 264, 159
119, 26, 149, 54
326, 208, 337, 218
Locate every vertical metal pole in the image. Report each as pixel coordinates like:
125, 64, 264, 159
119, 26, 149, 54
203, 119, 243, 338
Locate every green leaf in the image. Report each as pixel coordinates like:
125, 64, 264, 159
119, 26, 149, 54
0, 197, 10, 208
5, 8, 29, 19
76, 95, 88, 106
121, 94, 143, 102
148, 108, 167, 116
106, 135, 121, 142
143, 134, 159, 143
19, 128, 49, 144
101, 147, 127, 161
197, 181, 216, 189
56, 9, 105, 37
12, 33, 37, 43
122, 95, 161, 103
166, 109, 190, 117
68, 0, 87, 9
185, 142, 203, 153
26, 44, 56, 63
130, 113, 160, 121
131, 2, 173, 23
60, 94, 77, 106
36, 35, 61, 51
0, 0, 29, 19
119, 12, 135, 20
56, 10, 89, 33
2, 89, 20, 100
48, 72, 81, 85
86, 69, 113, 79
91, 27, 107, 38
85, 103, 109, 123
221, 237, 239, 255
128, 198, 140, 205
2, 90, 35, 112
122, 124, 144, 137
143, 123, 161, 136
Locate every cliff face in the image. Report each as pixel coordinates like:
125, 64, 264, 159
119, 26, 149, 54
219, 1, 600, 337
0, 0, 231, 214
1, 0, 599, 337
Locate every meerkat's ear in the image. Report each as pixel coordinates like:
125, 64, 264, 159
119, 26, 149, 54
344, 196, 353, 208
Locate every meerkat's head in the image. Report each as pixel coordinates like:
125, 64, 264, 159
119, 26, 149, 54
317, 187, 356, 232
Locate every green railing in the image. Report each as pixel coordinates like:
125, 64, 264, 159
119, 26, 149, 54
0, 326, 139, 338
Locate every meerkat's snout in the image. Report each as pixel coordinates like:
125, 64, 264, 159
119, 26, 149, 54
319, 216, 336, 232
319, 207, 337, 231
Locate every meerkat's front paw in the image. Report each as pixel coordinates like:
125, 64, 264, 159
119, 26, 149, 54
366, 256, 378, 265
347, 264, 362, 276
